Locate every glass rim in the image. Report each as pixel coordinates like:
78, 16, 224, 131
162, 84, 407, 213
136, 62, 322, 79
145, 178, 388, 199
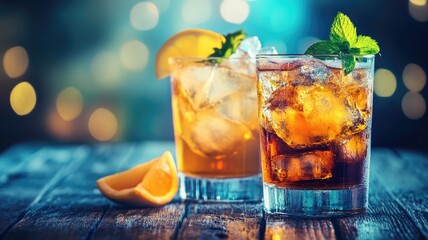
169, 56, 253, 61
256, 54, 376, 59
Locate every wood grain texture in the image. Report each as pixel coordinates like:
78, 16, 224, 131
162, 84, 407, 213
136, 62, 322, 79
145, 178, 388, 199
375, 149, 428, 238
334, 149, 423, 239
93, 203, 186, 240
265, 216, 335, 240
178, 202, 263, 240
0, 144, 44, 181
92, 141, 185, 239
0, 143, 427, 239
3, 144, 134, 240
0, 146, 80, 237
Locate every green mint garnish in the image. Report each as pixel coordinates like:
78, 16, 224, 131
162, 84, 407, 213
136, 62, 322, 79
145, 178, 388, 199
351, 36, 380, 54
305, 12, 380, 75
209, 29, 247, 59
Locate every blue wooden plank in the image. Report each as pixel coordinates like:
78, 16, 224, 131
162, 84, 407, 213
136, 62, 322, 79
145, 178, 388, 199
334, 148, 423, 239
178, 203, 262, 240
0, 144, 44, 180
92, 141, 186, 240
3, 143, 138, 239
0, 145, 89, 237
381, 149, 428, 238
266, 216, 335, 239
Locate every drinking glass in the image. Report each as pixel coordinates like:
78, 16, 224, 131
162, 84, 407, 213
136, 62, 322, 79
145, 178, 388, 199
256, 54, 374, 216
169, 57, 262, 201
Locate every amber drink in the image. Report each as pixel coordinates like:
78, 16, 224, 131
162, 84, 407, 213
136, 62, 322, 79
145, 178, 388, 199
256, 55, 374, 216
170, 57, 262, 201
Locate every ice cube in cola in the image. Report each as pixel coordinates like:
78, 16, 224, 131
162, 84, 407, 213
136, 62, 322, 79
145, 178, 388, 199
258, 57, 373, 189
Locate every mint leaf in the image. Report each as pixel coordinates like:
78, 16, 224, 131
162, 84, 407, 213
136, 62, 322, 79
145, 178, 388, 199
305, 40, 340, 54
304, 12, 380, 75
209, 29, 246, 59
351, 35, 380, 54
329, 12, 357, 46
341, 55, 356, 75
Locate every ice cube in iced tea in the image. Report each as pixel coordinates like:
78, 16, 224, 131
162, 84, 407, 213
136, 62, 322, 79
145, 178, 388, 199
170, 58, 261, 179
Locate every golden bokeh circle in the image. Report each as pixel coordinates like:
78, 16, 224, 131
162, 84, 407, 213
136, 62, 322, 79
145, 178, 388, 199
88, 108, 118, 141
10, 81, 37, 116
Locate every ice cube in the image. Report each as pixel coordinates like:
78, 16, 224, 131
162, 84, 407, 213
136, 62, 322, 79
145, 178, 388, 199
172, 65, 215, 109
230, 36, 262, 59
294, 58, 331, 85
270, 150, 334, 182
259, 112, 275, 133
267, 84, 354, 148
345, 82, 371, 132
258, 46, 278, 55
181, 108, 253, 157
227, 37, 278, 76
218, 91, 258, 129
200, 66, 255, 107
335, 132, 369, 163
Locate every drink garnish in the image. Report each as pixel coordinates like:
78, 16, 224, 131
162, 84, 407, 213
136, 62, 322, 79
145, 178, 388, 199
305, 12, 380, 75
155, 29, 224, 79
208, 29, 247, 59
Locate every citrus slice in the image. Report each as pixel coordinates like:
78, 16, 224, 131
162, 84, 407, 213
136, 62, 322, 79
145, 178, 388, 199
96, 151, 178, 207
155, 29, 224, 79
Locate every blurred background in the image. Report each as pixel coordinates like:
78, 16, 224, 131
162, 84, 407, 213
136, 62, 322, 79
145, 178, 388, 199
0, 0, 427, 151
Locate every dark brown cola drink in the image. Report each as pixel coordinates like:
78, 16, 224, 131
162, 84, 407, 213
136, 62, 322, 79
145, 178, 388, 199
257, 55, 374, 215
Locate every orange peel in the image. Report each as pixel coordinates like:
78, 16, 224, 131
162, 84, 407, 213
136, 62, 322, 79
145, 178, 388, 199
96, 151, 178, 207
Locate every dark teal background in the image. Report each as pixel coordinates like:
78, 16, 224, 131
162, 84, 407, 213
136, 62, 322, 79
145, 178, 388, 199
0, 0, 427, 150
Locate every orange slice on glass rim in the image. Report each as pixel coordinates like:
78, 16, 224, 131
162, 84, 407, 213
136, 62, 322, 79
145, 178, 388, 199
96, 151, 178, 207
155, 29, 224, 79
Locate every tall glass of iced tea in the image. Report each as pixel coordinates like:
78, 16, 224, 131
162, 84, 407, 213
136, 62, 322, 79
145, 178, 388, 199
256, 54, 374, 216
170, 57, 262, 201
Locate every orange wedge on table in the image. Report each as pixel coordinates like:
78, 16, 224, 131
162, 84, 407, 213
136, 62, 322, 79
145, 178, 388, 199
96, 151, 178, 207
155, 29, 224, 79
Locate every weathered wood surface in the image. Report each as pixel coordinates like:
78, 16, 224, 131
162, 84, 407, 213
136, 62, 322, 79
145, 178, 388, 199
178, 203, 263, 239
0, 146, 79, 237
93, 142, 186, 240
265, 216, 335, 240
0, 142, 426, 239
2, 144, 134, 239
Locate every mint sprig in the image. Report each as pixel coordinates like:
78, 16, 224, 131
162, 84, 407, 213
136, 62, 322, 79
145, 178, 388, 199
305, 12, 380, 75
209, 29, 247, 59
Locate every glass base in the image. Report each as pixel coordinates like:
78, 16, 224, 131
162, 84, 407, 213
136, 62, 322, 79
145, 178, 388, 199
263, 183, 368, 217
179, 173, 263, 202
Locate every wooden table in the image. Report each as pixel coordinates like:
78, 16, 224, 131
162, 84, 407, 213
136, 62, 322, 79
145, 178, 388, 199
0, 142, 427, 239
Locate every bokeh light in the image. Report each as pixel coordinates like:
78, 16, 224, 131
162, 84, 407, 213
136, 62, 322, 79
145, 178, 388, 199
91, 51, 120, 86
88, 108, 118, 141
182, 0, 211, 24
120, 40, 149, 70
220, 0, 250, 24
409, 0, 428, 22
47, 109, 80, 139
410, 0, 427, 7
10, 81, 36, 116
402, 63, 426, 92
3, 46, 29, 79
374, 69, 397, 97
56, 87, 83, 121
269, 3, 304, 34
151, 0, 170, 13
130, 2, 159, 31
402, 92, 426, 119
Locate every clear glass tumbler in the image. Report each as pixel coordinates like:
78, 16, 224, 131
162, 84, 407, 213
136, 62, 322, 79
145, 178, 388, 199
169, 57, 262, 201
256, 54, 374, 216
